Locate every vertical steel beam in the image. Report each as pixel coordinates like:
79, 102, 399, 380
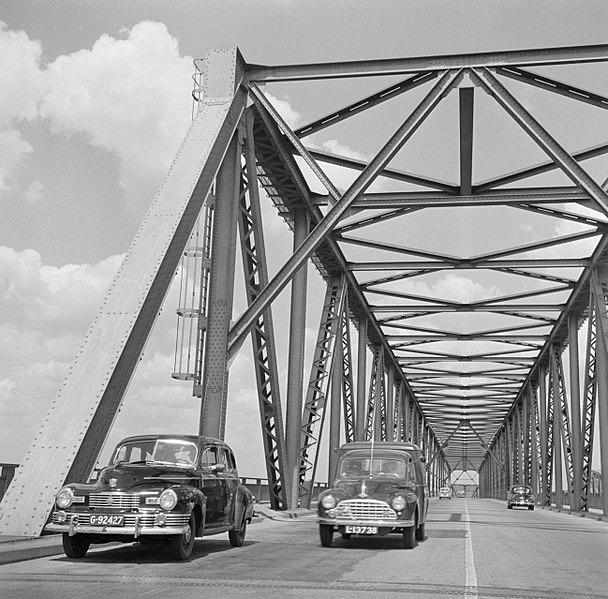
329, 330, 343, 484
356, 316, 368, 441
530, 386, 540, 498
581, 285, 598, 511
568, 314, 583, 512
340, 301, 356, 443
538, 365, 551, 505
286, 207, 309, 509
200, 134, 241, 438
299, 275, 346, 507
0, 48, 247, 537
591, 266, 608, 515
239, 114, 288, 509
386, 365, 395, 442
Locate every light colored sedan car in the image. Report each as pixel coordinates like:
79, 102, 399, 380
438, 487, 452, 500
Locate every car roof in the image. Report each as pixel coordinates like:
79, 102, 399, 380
338, 441, 421, 453
116, 434, 223, 445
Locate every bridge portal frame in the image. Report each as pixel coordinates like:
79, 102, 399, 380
3, 43, 608, 535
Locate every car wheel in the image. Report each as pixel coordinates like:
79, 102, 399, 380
170, 512, 195, 560
529, 506, 534, 511
319, 524, 333, 547
507, 504, 512, 509
402, 525, 417, 549
229, 511, 248, 547
62, 533, 90, 559
415, 522, 425, 541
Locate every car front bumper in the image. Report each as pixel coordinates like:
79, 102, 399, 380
318, 517, 415, 529
45, 522, 189, 537
45, 515, 189, 538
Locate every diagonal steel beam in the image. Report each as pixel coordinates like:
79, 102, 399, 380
469, 67, 608, 216
228, 69, 462, 356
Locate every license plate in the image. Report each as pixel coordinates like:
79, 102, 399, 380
345, 525, 377, 535
90, 514, 125, 526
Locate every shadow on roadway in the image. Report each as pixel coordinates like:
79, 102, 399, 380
49, 537, 259, 564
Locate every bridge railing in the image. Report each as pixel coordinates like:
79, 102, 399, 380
0, 466, 328, 508
240, 477, 328, 505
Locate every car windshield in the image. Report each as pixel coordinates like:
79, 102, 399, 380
112, 439, 198, 468
337, 455, 407, 479
511, 486, 532, 494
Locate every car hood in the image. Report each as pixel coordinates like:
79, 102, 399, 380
93, 464, 199, 492
333, 478, 413, 498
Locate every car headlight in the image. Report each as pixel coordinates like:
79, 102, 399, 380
321, 494, 336, 509
56, 488, 74, 509
391, 496, 407, 511
159, 489, 178, 511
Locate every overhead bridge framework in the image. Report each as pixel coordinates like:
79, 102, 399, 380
2, 44, 608, 536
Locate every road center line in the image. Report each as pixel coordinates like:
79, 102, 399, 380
464, 500, 478, 599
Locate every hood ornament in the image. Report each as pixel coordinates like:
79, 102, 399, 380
109, 478, 118, 488
358, 479, 368, 498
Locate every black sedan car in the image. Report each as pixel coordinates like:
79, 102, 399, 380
318, 441, 428, 549
46, 434, 254, 560
507, 484, 535, 510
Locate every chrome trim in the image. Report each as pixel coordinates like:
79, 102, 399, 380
89, 492, 140, 509
318, 517, 415, 528
332, 498, 397, 521
46, 523, 189, 536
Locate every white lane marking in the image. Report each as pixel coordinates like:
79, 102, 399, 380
464, 500, 478, 599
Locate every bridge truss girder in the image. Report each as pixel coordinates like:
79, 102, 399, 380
4, 44, 608, 535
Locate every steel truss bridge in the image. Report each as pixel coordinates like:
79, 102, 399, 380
2, 44, 608, 537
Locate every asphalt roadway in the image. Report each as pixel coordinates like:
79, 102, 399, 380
0, 499, 607, 598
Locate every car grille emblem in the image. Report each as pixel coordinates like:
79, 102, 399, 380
106, 495, 114, 505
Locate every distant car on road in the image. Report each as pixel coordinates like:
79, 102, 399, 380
507, 484, 535, 510
439, 487, 452, 500
317, 441, 428, 549
46, 434, 254, 560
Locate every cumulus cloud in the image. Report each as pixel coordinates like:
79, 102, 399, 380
0, 21, 193, 209
0, 22, 46, 193
41, 21, 193, 210
265, 92, 302, 129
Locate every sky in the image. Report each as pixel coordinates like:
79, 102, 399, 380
1, 0, 607, 478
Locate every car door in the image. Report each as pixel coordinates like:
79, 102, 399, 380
199, 445, 226, 528
216, 445, 239, 526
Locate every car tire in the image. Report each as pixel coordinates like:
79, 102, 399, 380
170, 512, 195, 561
319, 524, 333, 547
62, 533, 90, 559
402, 525, 417, 549
229, 511, 248, 547
529, 506, 534, 511
507, 504, 512, 509
415, 522, 425, 541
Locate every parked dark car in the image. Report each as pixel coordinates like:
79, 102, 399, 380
507, 484, 535, 510
317, 441, 428, 549
45, 434, 254, 560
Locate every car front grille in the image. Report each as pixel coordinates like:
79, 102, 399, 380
88, 492, 140, 509
334, 499, 397, 521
